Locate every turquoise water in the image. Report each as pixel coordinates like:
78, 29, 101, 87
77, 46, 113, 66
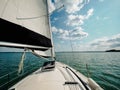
56, 52, 120, 90
0, 52, 120, 90
0, 52, 45, 76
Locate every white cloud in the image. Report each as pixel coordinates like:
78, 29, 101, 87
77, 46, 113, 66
67, 8, 94, 27
86, 8, 94, 19
52, 26, 69, 39
52, 26, 88, 40
67, 14, 84, 26
54, 0, 90, 14
67, 34, 120, 51
48, 0, 56, 13
70, 27, 88, 40
52, 26, 58, 32
89, 34, 120, 50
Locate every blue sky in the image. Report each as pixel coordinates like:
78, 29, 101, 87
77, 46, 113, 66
49, 0, 120, 51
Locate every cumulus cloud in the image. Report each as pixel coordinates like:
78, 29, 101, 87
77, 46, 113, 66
69, 34, 120, 51
70, 27, 88, 40
67, 8, 94, 27
67, 14, 84, 26
49, 0, 93, 39
90, 34, 120, 49
52, 26, 88, 40
54, 0, 89, 14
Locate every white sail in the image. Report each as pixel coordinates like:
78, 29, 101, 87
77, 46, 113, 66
0, 0, 50, 38
0, 0, 55, 57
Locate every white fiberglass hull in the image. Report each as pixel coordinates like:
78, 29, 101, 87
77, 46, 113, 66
9, 62, 103, 90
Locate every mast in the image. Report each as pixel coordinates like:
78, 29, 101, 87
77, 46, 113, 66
46, 0, 55, 59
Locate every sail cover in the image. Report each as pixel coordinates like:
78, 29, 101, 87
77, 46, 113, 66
0, 0, 54, 57
0, 0, 52, 49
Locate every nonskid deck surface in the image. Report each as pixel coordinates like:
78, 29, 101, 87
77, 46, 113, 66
9, 62, 98, 90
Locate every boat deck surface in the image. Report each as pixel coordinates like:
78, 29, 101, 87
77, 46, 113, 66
9, 62, 102, 90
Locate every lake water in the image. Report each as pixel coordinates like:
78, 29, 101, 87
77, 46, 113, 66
0, 52, 120, 90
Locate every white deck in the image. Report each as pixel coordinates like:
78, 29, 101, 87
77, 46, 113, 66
9, 62, 103, 90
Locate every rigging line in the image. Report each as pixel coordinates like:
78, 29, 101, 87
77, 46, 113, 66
49, 4, 64, 15
86, 64, 91, 78
68, 29, 75, 63
0, 0, 10, 17
67, 30, 81, 90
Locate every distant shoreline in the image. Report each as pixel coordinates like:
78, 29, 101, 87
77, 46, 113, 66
106, 49, 120, 52
56, 51, 105, 53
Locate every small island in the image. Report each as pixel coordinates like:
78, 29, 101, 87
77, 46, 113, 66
106, 49, 120, 52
